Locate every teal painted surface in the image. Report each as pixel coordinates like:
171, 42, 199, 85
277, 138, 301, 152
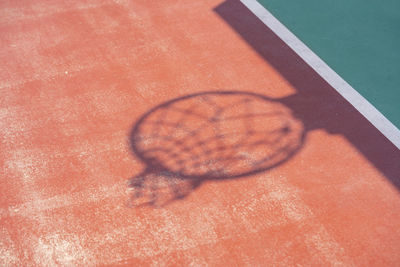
258, 0, 400, 129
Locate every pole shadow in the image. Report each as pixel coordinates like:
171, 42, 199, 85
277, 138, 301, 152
213, 0, 400, 188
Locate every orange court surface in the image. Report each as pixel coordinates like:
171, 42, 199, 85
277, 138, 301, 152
1, 0, 400, 266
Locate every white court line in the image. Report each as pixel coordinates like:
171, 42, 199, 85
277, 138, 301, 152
241, 0, 400, 150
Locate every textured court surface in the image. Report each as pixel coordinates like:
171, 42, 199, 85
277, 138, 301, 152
259, 0, 400, 129
1, 0, 400, 266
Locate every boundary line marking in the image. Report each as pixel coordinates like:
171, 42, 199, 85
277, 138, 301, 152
241, 0, 400, 149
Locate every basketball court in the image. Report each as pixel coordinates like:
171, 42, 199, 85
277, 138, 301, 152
1, 0, 399, 265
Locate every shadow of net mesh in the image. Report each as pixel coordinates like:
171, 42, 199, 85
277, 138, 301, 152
129, 92, 304, 206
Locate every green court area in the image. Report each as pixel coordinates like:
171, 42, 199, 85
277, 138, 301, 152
258, 0, 400, 129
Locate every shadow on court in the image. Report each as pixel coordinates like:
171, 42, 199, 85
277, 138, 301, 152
127, 0, 399, 207
128, 91, 305, 206
213, 1, 400, 188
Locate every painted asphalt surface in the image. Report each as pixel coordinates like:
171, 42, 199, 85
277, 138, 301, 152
242, 0, 400, 150
258, 0, 400, 129
1, 0, 400, 266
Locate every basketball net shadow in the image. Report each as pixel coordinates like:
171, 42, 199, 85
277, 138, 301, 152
128, 91, 305, 207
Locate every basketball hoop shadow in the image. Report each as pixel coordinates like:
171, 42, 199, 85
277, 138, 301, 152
128, 91, 305, 206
